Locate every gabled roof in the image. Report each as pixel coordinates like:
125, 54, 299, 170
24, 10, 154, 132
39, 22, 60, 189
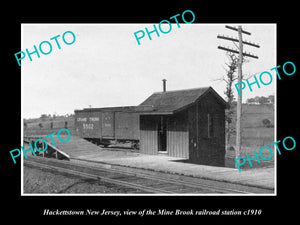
139, 86, 227, 114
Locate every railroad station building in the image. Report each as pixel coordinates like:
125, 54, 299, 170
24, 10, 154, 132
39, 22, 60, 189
138, 86, 227, 167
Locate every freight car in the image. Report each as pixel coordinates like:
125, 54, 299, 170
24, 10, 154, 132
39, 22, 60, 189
74, 106, 141, 148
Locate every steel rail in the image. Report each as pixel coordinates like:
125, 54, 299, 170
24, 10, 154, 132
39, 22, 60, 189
68, 159, 252, 194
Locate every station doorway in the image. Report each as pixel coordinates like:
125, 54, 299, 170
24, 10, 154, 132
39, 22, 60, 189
158, 116, 167, 152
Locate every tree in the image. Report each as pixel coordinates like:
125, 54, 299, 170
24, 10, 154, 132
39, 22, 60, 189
254, 96, 260, 104
268, 95, 274, 104
246, 98, 256, 104
40, 114, 49, 121
222, 52, 239, 145
258, 96, 268, 104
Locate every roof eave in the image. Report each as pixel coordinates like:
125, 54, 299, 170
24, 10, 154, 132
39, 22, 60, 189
139, 111, 174, 115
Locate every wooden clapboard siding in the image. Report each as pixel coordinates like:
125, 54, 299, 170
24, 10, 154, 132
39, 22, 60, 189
166, 111, 189, 158
188, 92, 226, 166
140, 130, 158, 155
140, 115, 158, 155
167, 130, 189, 158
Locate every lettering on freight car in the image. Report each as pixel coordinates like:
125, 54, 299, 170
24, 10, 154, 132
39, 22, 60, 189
89, 117, 99, 122
83, 123, 94, 129
77, 117, 87, 122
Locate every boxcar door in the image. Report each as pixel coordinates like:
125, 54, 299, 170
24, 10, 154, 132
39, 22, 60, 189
102, 112, 115, 138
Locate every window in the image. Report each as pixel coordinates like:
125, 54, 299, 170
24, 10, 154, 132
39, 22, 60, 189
207, 113, 213, 138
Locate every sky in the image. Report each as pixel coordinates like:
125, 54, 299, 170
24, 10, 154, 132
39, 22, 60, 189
21, 23, 276, 119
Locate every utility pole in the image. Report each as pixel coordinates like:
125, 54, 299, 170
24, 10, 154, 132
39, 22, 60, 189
217, 25, 260, 168
236, 26, 243, 166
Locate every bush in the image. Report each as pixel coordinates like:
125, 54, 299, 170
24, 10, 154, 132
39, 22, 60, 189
227, 146, 235, 151
262, 119, 272, 127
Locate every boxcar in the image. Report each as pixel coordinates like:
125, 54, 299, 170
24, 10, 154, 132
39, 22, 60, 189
74, 106, 140, 148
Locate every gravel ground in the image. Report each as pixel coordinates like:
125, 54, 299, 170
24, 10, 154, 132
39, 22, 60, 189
23, 165, 143, 194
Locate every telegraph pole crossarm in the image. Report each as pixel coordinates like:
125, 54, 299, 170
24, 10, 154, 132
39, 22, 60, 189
218, 46, 259, 59
225, 25, 251, 35
217, 35, 260, 48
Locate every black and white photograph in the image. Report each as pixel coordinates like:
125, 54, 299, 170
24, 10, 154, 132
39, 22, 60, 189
21, 23, 276, 195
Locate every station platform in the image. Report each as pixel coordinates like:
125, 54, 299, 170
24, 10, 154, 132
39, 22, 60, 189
75, 150, 274, 191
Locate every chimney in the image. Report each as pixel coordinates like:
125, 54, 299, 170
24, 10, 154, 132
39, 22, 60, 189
162, 79, 167, 92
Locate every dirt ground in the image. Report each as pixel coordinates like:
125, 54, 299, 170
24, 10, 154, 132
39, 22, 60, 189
23, 165, 142, 194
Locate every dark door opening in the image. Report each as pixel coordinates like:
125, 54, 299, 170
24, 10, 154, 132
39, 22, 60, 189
158, 116, 167, 152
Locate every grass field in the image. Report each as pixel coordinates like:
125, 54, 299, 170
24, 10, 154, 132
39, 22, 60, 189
226, 104, 275, 169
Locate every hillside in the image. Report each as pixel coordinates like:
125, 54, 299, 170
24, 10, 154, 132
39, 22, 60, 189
24, 116, 76, 135
229, 104, 274, 147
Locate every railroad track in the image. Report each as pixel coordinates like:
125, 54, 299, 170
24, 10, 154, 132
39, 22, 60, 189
24, 157, 254, 194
